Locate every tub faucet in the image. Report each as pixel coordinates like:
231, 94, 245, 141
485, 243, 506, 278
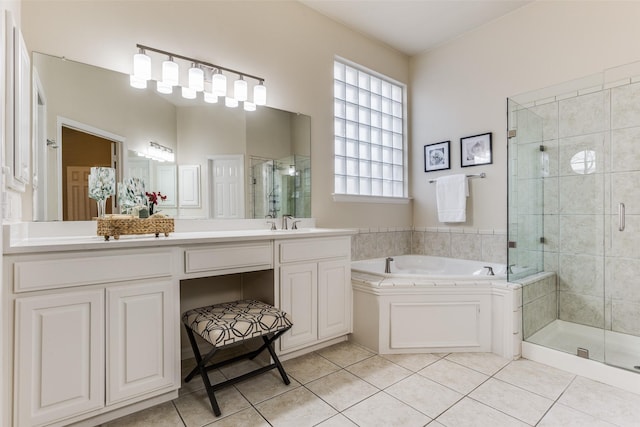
483, 266, 495, 276
385, 257, 394, 274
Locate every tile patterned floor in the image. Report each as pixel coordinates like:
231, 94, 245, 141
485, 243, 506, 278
103, 342, 640, 427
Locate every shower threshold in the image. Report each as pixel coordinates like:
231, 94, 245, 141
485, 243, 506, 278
527, 320, 640, 372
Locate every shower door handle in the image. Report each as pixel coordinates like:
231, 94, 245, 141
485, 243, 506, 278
618, 202, 625, 232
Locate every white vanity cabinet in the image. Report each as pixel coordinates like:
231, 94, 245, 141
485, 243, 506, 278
106, 280, 177, 405
1, 224, 355, 426
277, 237, 352, 353
14, 290, 105, 427
6, 248, 180, 427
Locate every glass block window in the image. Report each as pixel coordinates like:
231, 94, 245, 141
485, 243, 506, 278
334, 59, 406, 198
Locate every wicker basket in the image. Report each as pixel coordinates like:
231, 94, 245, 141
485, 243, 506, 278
97, 217, 175, 241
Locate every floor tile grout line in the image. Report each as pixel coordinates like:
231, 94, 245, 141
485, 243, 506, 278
170, 348, 637, 427
170, 400, 188, 427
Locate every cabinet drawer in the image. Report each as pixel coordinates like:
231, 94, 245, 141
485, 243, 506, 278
14, 252, 173, 293
184, 242, 272, 274
279, 237, 350, 264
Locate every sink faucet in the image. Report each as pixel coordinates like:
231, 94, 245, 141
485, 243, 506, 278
385, 257, 394, 273
282, 215, 293, 230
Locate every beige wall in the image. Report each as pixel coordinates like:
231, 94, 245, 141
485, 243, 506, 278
20, 0, 411, 228
411, 0, 640, 231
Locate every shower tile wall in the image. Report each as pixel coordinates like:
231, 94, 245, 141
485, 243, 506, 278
530, 81, 640, 337
521, 272, 558, 339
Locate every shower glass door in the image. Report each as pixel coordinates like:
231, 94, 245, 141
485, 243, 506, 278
508, 73, 609, 363
603, 62, 640, 372
507, 99, 544, 284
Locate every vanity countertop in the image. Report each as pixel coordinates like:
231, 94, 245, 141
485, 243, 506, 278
3, 221, 357, 254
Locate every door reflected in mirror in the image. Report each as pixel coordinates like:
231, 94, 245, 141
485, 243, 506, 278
32, 52, 311, 221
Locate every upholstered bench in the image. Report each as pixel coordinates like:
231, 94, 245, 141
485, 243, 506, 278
182, 300, 293, 416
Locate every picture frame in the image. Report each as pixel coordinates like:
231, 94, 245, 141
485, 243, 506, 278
461, 132, 492, 167
424, 141, 450, 172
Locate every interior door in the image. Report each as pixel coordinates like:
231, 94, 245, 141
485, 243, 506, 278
210, 155, 244, 218
66, 166, 94, 220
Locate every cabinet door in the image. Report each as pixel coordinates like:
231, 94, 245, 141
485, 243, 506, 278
280, 263, 317, 351
106, 280, 178, 404
14, 290, 105, 427
318, 259, 352, 339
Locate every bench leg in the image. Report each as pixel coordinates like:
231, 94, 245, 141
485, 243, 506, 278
182, 324, 293, 417
184, 325, 222, 416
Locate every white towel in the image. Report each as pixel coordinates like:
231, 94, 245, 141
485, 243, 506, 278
436, 174, 468, 223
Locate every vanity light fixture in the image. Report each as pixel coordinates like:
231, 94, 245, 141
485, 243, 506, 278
234, 76, 248, 101
162, 57, 179, 86
212, 71, 227, 97
188, 63, 204, 92
156, 80, 173, 94
225, 97, 239, 108
181, 86, 196, 100
253, 82, 267, 106
203, 91, 218, 104
129, 44, 266, 108
141, 142, 175, 163
133, 47, 151, 81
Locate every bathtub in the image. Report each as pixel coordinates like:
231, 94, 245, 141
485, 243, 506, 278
351, 255, 508, 281
351, 255, 521, 359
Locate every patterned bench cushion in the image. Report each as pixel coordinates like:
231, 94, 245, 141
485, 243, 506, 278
182, 300, 293, 347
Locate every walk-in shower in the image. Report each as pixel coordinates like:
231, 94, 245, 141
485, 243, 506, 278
508, 61, 640, 377
249, 155, 310, 219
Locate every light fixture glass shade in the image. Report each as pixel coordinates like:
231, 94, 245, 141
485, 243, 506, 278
188, 66, 204, 92
204, 92, 218, 104
133, 52, 151, 80
129, 75, 147, 89
234, 78, 248, 101
212, 72, 227, 97
225, 97, 238, 108
162, 59, 179, 86
243, 101, 256, 112
253, 83, 267, 105
156, 80, 173, 94
181, 86, 197, 99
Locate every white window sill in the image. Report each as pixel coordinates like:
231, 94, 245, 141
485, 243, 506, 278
332, 194, 412, 204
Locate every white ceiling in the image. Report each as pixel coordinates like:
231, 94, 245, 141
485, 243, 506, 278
299, 0, 532, 56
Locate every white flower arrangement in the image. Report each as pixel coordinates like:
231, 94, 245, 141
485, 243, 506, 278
117, 177, 147, 213
88, 167, 116, 201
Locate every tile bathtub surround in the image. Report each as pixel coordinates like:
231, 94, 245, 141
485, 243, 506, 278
350, 227, 507, 264
350, 228, 412, 261
102, 342, 640, 427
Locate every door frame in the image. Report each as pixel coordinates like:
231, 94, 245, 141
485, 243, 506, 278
55, 117, 125, 221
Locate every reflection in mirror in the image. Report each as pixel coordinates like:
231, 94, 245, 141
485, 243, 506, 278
32, 52, 311, 221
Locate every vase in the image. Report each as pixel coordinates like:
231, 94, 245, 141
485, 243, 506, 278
97, 199, 107, 218
149, 204, 154, 216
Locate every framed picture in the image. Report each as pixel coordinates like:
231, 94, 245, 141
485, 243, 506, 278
424, 141, 450, 172
461, 132, 492, 167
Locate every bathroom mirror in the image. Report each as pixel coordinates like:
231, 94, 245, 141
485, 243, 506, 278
32, 52, 311, 221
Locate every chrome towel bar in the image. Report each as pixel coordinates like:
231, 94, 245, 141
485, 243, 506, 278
429, 172, 486, 184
